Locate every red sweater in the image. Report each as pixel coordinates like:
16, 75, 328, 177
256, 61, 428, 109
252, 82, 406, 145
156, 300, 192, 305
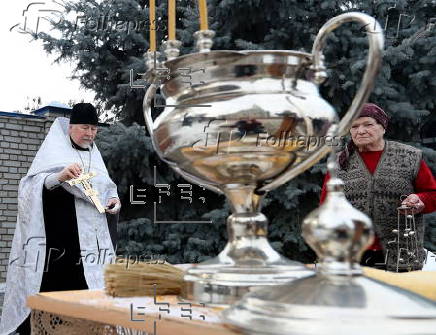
320, 150, 436, 250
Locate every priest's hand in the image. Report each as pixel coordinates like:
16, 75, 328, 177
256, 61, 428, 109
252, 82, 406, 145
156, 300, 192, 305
400, 194, 425, 214
106, 198, 121, 214
58, 163, 82, 182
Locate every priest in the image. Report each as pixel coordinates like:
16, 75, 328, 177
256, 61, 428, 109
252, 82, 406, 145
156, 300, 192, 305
0, 103, 121, 335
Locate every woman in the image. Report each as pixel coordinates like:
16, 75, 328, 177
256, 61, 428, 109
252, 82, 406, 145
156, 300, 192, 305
320, 103, 436, 271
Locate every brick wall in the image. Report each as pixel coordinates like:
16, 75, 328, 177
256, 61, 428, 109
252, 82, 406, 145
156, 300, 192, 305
0, 115, 54, 283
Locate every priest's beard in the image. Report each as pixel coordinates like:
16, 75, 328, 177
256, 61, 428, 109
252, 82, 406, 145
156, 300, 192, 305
71, 136, 93, 150
81, 138, 93, 149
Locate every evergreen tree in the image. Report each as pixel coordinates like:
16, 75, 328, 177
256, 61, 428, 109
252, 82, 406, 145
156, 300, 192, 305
34, 0, 435, 262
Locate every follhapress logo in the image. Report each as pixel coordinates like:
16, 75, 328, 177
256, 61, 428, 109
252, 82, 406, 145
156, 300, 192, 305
10, 1, 166, 38
9, 1, 63, 36
74, 14, 167, 35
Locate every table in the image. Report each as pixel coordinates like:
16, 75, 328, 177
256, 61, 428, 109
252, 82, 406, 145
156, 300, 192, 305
27, 290, 240, 335
27, 267, 436, 334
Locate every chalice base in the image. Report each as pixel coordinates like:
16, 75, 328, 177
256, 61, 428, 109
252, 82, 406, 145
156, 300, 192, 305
179, 241, 312, 306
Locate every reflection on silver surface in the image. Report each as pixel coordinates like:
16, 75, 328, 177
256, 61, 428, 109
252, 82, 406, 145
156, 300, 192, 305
143, 12, 384, 306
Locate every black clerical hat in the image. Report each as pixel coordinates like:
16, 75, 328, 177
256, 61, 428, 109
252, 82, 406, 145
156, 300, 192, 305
70, 103, 99, 125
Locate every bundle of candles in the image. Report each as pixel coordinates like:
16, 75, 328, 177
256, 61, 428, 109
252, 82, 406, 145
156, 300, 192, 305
104, 259, 185, 297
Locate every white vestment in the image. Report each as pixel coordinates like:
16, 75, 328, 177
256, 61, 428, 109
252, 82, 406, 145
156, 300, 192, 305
0, 118, 118, 335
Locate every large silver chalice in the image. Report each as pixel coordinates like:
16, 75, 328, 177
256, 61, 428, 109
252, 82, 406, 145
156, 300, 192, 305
142, 12, 384, 306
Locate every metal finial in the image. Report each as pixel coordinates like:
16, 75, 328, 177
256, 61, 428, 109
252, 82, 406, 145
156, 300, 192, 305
302, 124, 374, 275
162, 40, 182, 60
143, 51, 165, 85
144, 50, 162, 72
310, 53, 328, 84
193, 29, 215, 53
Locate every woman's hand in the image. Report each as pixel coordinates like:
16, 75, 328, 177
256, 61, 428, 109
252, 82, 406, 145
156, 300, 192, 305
401, 194, 425, 214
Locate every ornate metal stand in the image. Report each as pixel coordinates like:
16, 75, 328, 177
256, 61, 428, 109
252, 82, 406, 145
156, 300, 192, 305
390, 201, 421, 271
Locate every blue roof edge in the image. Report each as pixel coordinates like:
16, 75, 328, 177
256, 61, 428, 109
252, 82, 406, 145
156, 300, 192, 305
0, 111, 45, 119
33, 105, 72, 115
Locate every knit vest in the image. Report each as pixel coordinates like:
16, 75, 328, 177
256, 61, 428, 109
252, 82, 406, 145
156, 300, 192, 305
337, 140, 425, 271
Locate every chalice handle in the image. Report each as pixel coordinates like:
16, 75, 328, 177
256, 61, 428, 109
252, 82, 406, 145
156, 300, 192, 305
311, 12, 385, 136
143, 84, 223, 195
258, 13, 384, 193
